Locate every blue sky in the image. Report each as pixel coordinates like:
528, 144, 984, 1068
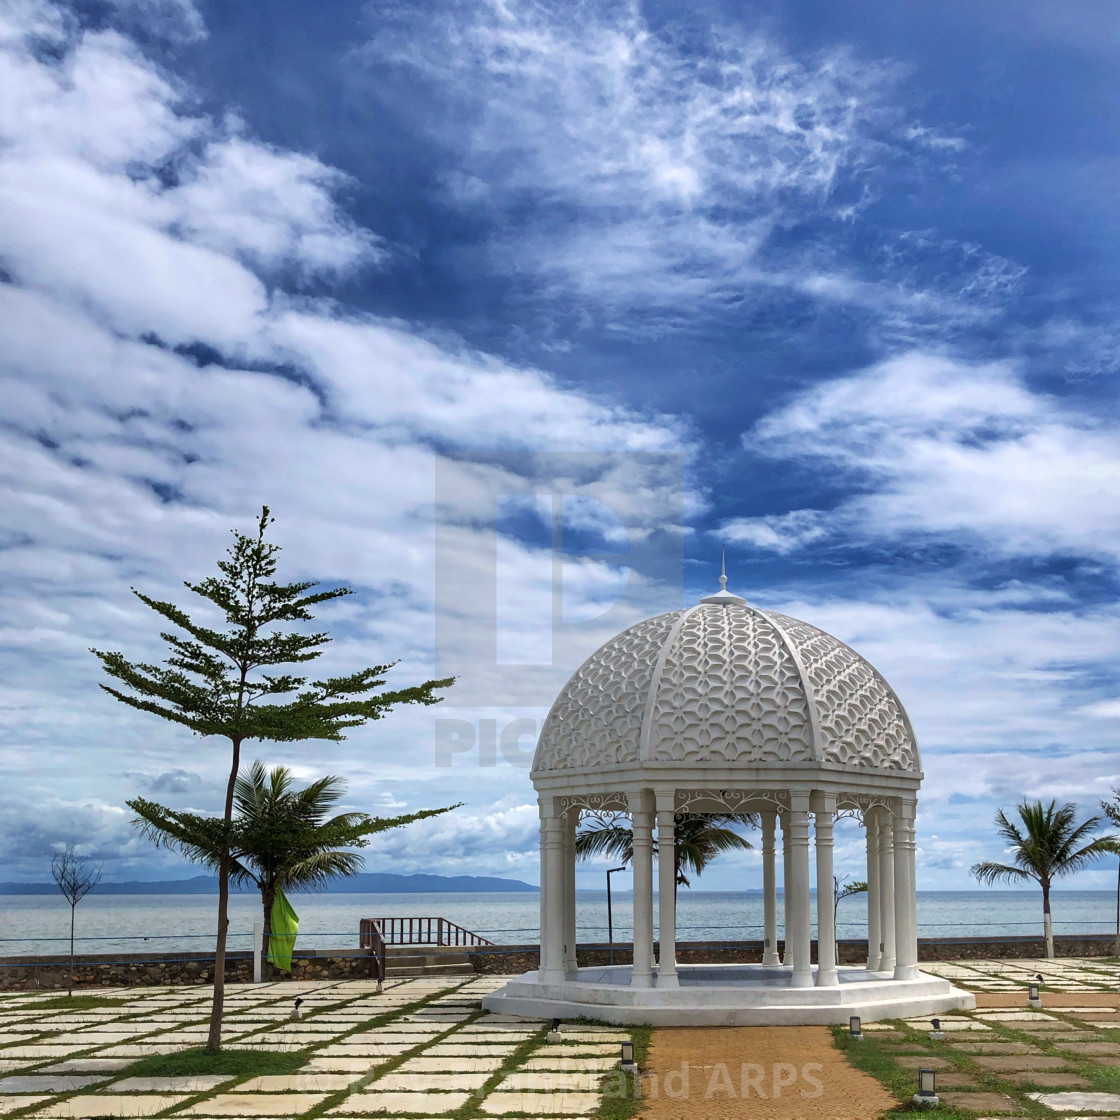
2, 0, 1120, 895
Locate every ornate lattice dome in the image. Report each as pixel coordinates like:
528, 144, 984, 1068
532, 588, 919, 776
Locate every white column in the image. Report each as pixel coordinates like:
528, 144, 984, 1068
814, 794, 839, 986
656, 793, 678, 988
781, 811, 793, 966
788, 793, 814, 988
630, 791, 654, 988
562, 809, 578, 976
893, 798, 920, 981
878, 806, 896, 974
866, 812, 882, 971
761, 811, 780, 966
538, 798, 566, 983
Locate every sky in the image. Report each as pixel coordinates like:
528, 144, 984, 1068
2, 0, 1120, 898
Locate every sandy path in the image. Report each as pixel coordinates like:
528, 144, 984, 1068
639, 1025, 897, 1120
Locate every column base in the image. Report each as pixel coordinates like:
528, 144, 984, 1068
790, 969, 815, 988
894, 964, 921, 981
630, 972, 654, 989
657, 970, 679, 989
815, 970, 839, 987
761, 952, 781, 967
539, 968, 566, 983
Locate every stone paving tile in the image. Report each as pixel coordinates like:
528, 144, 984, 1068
0, 1047, 86, 1059
520, 1056, 619, 1072
421, 1045, 521, 1058
372, 1072, 489, 1091
178, 1094, 329, 1116
114, 1075, 234, 1092
937, 1092, 1021, 1113
480, 1092, 600, 1116
0, 1097, 49, 1114
497, 1072, 603, 1092
946, 1041, 1039, 1054
935, 1073, 982, 1089
328, 1091, 470, 1114
234, 1074, 361, 1092
893, 1055, 952, 1069
976, 1011, 1057, 1021
974, 1055, 1075, 1071
1030, 1091, 1120, 1111
37, 1095, 189, 1117
1060, 1042, 1120, 1055
358, 1023, 439, 1034
313, 1044, 411, 1057
95, 1044, 180, 1057
1011, 1074, 1093, 1088
301, 1058, 386, 1073
397, 1056, 506, 1073
0, 1074, 108, 1092
531, 1045, 633, 1058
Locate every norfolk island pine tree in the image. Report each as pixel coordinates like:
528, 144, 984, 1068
91, 508, 453, 1049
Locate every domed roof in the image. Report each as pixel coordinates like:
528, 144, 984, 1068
533, 588, 919, 776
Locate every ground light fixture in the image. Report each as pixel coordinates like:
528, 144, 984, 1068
620, 1041, 636, 1071
547, 1018, 562, 1042
1028, 982, 1042, 1008
848, 1015, 863, 1040
929, 1017, 945, 1041
291, 998, 304, 1020
912, 1068, 939, 1108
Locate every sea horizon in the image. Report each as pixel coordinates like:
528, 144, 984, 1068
3, 888, 1118, 958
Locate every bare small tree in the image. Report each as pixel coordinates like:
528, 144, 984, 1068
50, 845, 102, 996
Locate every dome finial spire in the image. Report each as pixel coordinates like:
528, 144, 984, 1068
699, 545, 746, 605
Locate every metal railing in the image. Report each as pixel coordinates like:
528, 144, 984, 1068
359, 916, 494, 948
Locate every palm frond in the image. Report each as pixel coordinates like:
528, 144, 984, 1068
970, 861, 1034, 887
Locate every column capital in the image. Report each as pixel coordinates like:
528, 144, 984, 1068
789, 790, 811, 814
811, 791, 837, 815
655, 789, 676, 814
628, 789, 653, 817
892, 796, 917, 822
539, 796, 561, 821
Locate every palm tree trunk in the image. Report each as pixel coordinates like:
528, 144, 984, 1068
261, 886, 275, 982
206, 735, 241, 1052
1042, 881, 1054, 959
68, 903, 75, 998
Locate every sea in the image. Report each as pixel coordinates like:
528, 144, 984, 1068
2, 890, 1119, 959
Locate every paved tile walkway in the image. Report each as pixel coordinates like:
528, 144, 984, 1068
7, 957, 1120, 1118
0, 978, 628, 1118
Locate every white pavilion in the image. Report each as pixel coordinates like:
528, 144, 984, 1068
483, 578, 973, 1025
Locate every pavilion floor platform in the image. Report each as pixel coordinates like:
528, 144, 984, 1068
482, 963, 975, 1026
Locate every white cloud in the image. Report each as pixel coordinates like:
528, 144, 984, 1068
717, 509, 829, 554
361, 0, 951, 318
736, 351, 1120, 563
0, 0, 694, 880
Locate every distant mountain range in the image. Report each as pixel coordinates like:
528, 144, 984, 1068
0, 872, 538, 895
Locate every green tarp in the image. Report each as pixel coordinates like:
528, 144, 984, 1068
267, 888, 299, 972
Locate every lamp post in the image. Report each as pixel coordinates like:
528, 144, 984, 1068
606, 865, 627, 965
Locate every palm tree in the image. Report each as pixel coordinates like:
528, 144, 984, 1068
575, 811, 754, 892
971, 799, 1117, 959
129, 762, 459, 973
